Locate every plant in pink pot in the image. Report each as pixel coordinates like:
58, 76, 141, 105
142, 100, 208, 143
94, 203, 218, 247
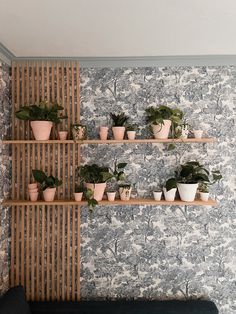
110, 112, 129, 140
32, 169, 62, 202
15, 101, 67, 140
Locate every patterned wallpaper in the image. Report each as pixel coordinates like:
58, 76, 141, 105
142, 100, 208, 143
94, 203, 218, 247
0, 61, 11, 294
80, 67, 236, 314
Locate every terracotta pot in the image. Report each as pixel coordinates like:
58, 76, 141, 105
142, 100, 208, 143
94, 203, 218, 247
107, 191, 116, 202
28, 183, 38, 190
99, 126, 109, 140
58, 131, 68, 140
74, 192, 83, 201
30, 121, 53, 140
28, 188, 38, 193
127, 131, 136, 140
163, 188, 177, 202
177, 183, 198, 202
112, 127, 125, 140
193, 130, 203, 139
85, 182, 106, 201
200, 192, 210, 201
119, 186, 132, 201
43, 187, 56, 202
29, 191, 39, 202
151, 119, 171, 139
153, 191, 162, 201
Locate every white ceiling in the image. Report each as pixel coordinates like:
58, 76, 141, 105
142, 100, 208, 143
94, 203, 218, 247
1, 0, 236, 57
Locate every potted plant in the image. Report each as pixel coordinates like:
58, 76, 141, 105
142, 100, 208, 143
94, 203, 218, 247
180, 120, 189, 139
77, 164, 113, 201
199, 170, 222, 201
166, 161, 217, 202
32, 169, 62, 202
163, 178, 177, 201
145, 105, 183, 139
106, 161, 128, 201
153, 184, 163, 201
110, 112, 129, 140
71, 124, 87, 141
126, 124, 138, 140
15, 101, 67, 140
119, 183, 132, 201
99, 126, 109, 140
74, 183, 84, 202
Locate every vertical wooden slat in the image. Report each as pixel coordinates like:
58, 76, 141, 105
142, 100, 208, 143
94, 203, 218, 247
56, 206, 61, 299
10, 207, 15, 286
21, 205, 25, 286
15, 206, 20, 285
72, 206, 75, 300
26, 62, 30, 139
26, 205, 30, 299
76, 61, 80, 122
46, 207, 50, 300
41, 61, 45, 100
67, 206, 70, 300
77, 206, 80, 300
51, 206, 55, 301
21, 63, 25, 138
62, 205, 65, 300
31, 206, 35, 300
41, 205, 45, 300
36, 205, 40, 300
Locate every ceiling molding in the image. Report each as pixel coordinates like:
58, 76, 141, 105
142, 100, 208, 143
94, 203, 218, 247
2, 43, 236, 67
0, 43, 15, 65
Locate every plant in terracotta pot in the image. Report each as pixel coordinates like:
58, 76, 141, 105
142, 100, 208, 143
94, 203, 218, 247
15, 101, 67, 140
32, 169, 62, 202
106, 161, 128, 201
110, 112, 129, 140
71, 124, 87, 141
126, 124, 138, 140
77, 164, 113, 202
145, 105, 183, 140
74, 183, 85, 202
199, 170, 222, 201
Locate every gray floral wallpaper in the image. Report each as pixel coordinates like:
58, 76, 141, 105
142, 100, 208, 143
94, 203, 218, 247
0, 60, 11, 294
80, 67, 236, 314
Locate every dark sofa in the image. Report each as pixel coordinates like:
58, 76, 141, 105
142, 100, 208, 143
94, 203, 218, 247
0, 286, 219, 314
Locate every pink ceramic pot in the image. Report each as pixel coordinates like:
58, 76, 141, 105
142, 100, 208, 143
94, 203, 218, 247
112, 127, 125, 140
74, 192, 83, 201
28, 183, 38, 190
30, 121, 53, 140
43, 187, 56, 202
29, 191, 39, 202
58, 131, 68, 140
85, 183, 106, 201
28, 188, 38, 193
99, 126, 109, 140
151, 120, 171, 139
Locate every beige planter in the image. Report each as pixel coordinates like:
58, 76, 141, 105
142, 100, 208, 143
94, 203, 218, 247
127, 131, 136, 140
200, 192, 210, 201
107, 191, 116, 201
74, 192, 83, 201
151, 119, 171, 139
99, 126, 109, 140
112, 127, 125, 140
153, 191, 162, 201
43, 187, 56, 202
177, 183, 198, 202
85, 182, 106, 201
29, 191, 39, 202
58, 131, 68, 140
163, 188, 177, 202
30, 121, 53, 140
193, 130, 203, 139
119, 186, 132, 201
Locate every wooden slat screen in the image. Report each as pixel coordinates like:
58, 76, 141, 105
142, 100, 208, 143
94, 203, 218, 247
10, 61, 81, 301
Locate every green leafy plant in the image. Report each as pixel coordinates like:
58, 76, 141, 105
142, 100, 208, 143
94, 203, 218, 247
145, 105, 183, 128
165, 161, 222, 191
77, 164, 113, 184
32, 169, 62, 190
109, 161, 127, 182
15, 101, 67, 124
110, 112, 129, 126
199, 170, 222, 193
126, 124, 138, 131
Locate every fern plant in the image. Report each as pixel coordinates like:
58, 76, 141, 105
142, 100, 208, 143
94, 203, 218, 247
110, 112, 129, 126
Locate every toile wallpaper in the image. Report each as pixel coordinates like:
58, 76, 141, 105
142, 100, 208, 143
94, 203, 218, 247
79, 67, 236, 314
0, 61, 11, 294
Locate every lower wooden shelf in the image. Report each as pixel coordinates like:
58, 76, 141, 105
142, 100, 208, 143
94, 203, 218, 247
2, 198, 217, 206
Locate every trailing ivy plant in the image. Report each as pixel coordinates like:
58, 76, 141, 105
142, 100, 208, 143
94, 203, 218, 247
15, 101, 67, 124
32, 169, 62, 190
110, 112, 129, 126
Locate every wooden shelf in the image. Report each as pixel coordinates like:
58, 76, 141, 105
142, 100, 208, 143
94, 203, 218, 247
2, 138, 216, 144
2, 198, 217, 206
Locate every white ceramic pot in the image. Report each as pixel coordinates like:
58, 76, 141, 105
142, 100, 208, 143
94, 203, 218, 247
119, 186, 132, 201
112, 126, 126, 140
181, 126, 189, 139
177, 183, 198, 202
200, 192, 210, 202
151, 120, 171, 139
107, 191, 116, 202
30, 121, 53, 141
74, 192, 83, 201
153, 191, 162, 201
58, 131, 68, 140
193, 130, 203, 139
163, 188, 177, 202
85, 182, 106, 201
127, 131, 136, 140
43, 187, 56, 202
99, 126, 109, 140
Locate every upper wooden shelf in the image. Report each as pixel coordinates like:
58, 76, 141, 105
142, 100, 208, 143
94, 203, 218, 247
2, 198, 217, 206
2, 138, 216, 144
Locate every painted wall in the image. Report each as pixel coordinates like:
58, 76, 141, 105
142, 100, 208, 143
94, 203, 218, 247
80, 67, 236, 314
0, 60, 11, 294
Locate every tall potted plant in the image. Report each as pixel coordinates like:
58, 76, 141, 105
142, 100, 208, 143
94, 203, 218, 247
110, 112, 129, 140
145, 105, 183, 139
32, 169, 62, 202
77, 164, 113, 201
15, 101, 67, 140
